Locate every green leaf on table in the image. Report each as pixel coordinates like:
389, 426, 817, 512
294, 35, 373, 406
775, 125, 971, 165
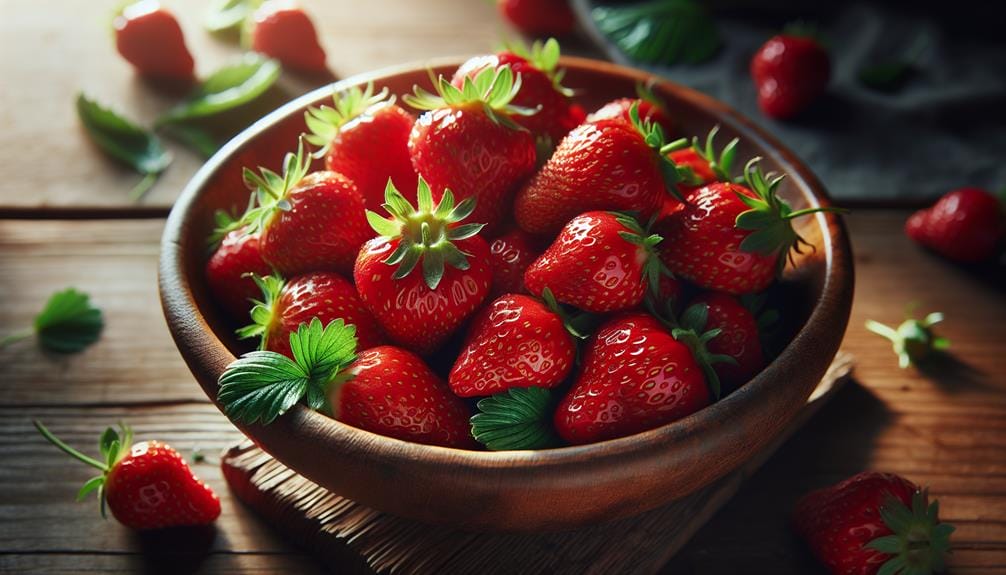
592, 0, 720, 66
31, 288, 104, 353
158, 54, 281, 125
858, 61, 915, 93
470, 387, 560, 451
160, 123, 220, 158
204, 0, 260, 33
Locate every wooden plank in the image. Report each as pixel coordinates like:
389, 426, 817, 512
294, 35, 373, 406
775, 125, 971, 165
0, 553, 323, 574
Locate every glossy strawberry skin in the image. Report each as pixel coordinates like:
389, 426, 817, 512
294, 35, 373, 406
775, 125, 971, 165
555, 313, 709, 445
498, 0, 575, 37
751, 35, 830, 119
488, 228, 541, 297
250, 1, 327, 74
905, 187, 1005, 263
113, 1, 194, 82
336, 346, 477, 449
408, 105, 536, 236
205, 229, 273, 322
354, 236, 493, 355
449, 294, 575, 397
657, 183, 778, 295
668, 148, 716, 188
689, 292, 764, 392
264, 272, 384, 358
525, 212, 651, 312
794, 472, 920, 575
104, 440, 221, 530
259, 171, 370, 278
515, 119, 667, 236
324, 102, 418, 210
587, 98, 674, 136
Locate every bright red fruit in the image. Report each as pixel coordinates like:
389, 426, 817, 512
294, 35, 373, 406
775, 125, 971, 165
35, 421, 220, 530
450, 294, 576, 397
687, 292, 764, 392
405, 65, 537, 237
488, 227, 541, 297
587, 97, 674, 136
335, 346, 477, 448
238, 143, 370, 278
237, 273, 384, 358
751, 34, 830, 119
498, 0, 575, 37
205, 227, 273, 321
794, 472, 954, 575
554, 313, 710, 445
660, 127, 740, 217
304, 83, 418, 210
905, 187, 1005, 263
250, 0, 327, 74
354, 177, 492, 355
113, 1, 195, 82
525, 212, 667, 312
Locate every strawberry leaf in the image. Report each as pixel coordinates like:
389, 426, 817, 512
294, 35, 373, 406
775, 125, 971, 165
470, 387, 560, 451
593, 0, 720, 66
25, 288, 104, 354
158, 54, 280, 125
204, 0, 259, 33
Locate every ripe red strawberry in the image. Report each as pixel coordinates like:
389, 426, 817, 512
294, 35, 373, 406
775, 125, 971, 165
249, 0, 327, 74
751, 33, 830, 119
35, 421, 220, 530
499, 0, 575, 37
905, 187, 1005, 263
404, 65, 537, 237
524, 212, 668, 313
554, 313, 717, 444
238, 141, 370, 278
113, 1, 195, 82
452, 39, 580, 142
658, 159, 840, 294
336, 345, 477, 448
449, 292, 579, 397
354, 177, 492, 355
205, 224, 273, 322
515, 104, 689, 235
661, 126, 739, 218
687, 292, 765, 392
487, 227, 542, 297
237, 273, 384, 358
304, 83, 418, 210
794, 472, 954, 575
586, 88, 675, 136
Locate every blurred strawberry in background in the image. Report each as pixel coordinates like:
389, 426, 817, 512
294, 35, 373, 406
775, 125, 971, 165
113, 0, 195, 83
248, 0, 328, 74
750, 32, 830, 120
906, 187, 1005, 263
499, 0, 575, 37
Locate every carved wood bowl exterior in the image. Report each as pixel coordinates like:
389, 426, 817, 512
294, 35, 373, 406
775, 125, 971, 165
160, 57, 853, 532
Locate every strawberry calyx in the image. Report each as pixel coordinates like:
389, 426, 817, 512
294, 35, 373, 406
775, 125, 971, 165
366, 176, 485, 290
303, 82, 394, 157
866, 311, 949, 369
649, 301, 736, 400
236, 138, 312, 235
691, 125, 740, 182
470, 386, 560, 451
503, 37, 573, 97
627, 102, 691, 202
612, 211, 673, 297
34, 420, 132, 519
403, 64, 538, 130
866, 489, 955, 575
540, 287, 595, 341
235, 274, 284, 349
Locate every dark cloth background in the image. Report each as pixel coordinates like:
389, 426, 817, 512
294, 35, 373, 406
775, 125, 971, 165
572, 0, 1006, 202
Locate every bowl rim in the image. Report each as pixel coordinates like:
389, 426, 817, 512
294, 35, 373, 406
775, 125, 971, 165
160, 55, 852, 472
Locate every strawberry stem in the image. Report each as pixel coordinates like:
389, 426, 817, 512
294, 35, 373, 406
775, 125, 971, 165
785, 205, 849, 219
34, 420, 109, 472
0, 329, 32, 349
658, 137, 689, 155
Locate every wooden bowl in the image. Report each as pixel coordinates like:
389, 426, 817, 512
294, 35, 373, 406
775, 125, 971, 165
159, 57, 853, 532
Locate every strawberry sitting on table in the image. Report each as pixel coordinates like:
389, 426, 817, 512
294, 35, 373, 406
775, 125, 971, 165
113, 0, 195, 83
905, 187, 1005, 263
248, 0, 327, 74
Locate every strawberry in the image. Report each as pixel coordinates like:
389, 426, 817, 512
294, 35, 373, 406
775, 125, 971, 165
661, 126, 739, 217
498, 0, 575, 37
524, 212, 668, 313
514, 103, 689, 236
113, 1, 195, 82
751, 33, 830, 119
249, 0, 327, 74
686, 292, 765, 392
866, 310, 950, 369
354, 177, 492, 355
337, 345, 477, 448
905, 187, 1005, 263
35, 421, 220, 530
403, 65, 537, 237
554, 312, 725, 444
487, 227, 542, 297
237, 273, 384, 358
205, 222, 273, 322
451, 39, 580, 142
658, 159, 840, 295
586, 84, 675, 136
237, 141, 370, 278
794, 472, 954, 575
304, 83, 418, 210
449, 292, 580, 397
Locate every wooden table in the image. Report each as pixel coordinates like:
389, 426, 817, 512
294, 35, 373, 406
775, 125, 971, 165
1, 1, 1004, 573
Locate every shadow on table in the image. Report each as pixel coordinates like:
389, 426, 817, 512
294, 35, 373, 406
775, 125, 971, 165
131, 524, 217, 575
